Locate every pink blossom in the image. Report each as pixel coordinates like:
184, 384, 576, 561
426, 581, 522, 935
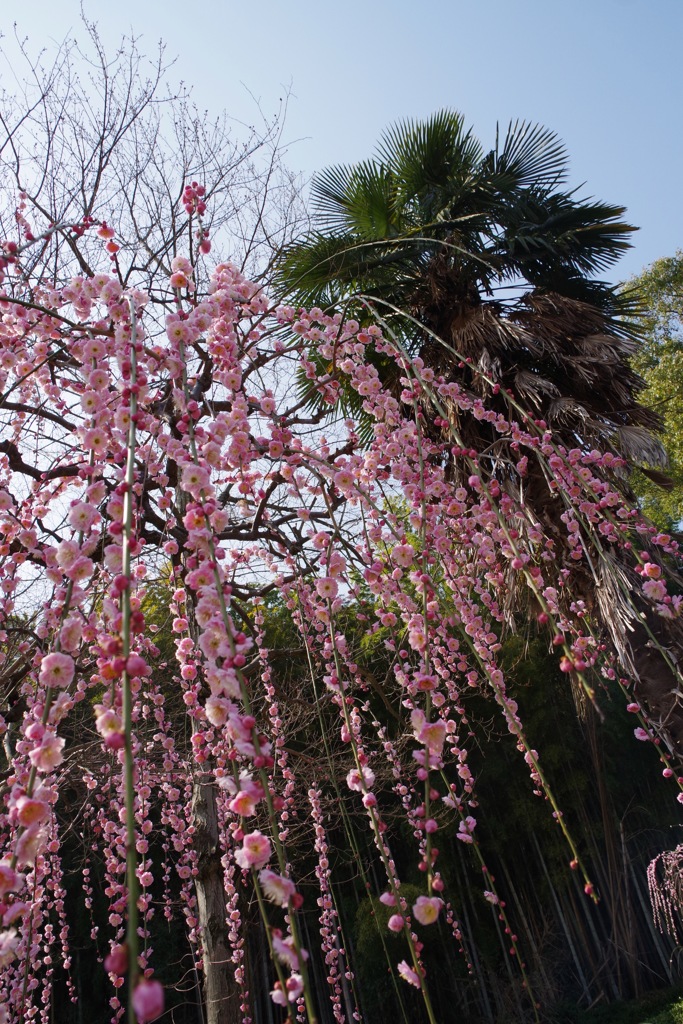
206, 666, 240, 699
15, 796, 50, 828
56, 540, 80, 569
397, 959, 422, 988
28, 732, 65, 772
420, 720, 447, 753
333, 468, 354, 491
66, 555, 94, 582
269, 972, 304, 1006
104, 943, 128, 976
59, 619, 82, 651
171, 255, 192, 277
411, 709, 447, 754
3, 901, 28, 926
132, 979, 164, 1023
270, 983, 288, 1008
346, 766, 375, 792
226, 713, 260, 757
87, 367, 110, 390
235, 831, 272, 870
205, 695, 232, 727
387, 914, 404, 932
412, 895, 443, 925
228, 790, 260, 817
126, 654, 151, 677
180, 463, 211, 496
643, 579, 667, 601
80, 390, 101, 414
0, 860, 23, 897
103, 543, 123, 572
407, 627, 427, 651
259, 869, 297, 907
0, 929, 19, 968
392, 544, 414, 568
315, 577, 338, 600
68, 502, 100, 532
39, 652, 75, 690
94, 706, 124, 743
102, 942, 127, 974
457, 815, 477, 843
271, 931, 307, 970
15, 825, 45, 867
285, 974, 304, 1003
229, 772, 264, 811
198, 625, 231, 662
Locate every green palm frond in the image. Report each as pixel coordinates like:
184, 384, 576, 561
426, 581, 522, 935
376, 110, 483, 214
312, 161, 403, 238
497, 190, 635, 283
275, 232, 405, 306
491, 120, 569, 191
276, 232, 363, 297
277, 228, 474, 311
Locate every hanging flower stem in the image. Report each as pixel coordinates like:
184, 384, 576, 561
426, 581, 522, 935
121, 300, 141, 1021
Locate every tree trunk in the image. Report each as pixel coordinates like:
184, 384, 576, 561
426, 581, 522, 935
192, 777, 243, 1024
173, 476, 244, 1024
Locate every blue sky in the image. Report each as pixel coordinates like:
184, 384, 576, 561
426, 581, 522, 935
4, 0, 682, 281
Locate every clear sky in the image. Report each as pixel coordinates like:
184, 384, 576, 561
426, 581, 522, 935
3, 0, 682, 282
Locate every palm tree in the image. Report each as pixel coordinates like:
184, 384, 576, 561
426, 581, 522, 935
276, 110, 683, 756
277, 111, 658, 453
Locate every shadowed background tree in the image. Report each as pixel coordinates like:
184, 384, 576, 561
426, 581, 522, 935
625, 253, 683, 533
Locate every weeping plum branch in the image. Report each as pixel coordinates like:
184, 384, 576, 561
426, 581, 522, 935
0, 186, 680, 1024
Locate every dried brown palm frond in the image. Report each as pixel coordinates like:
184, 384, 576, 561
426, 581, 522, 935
513, 370, 560, 405
546, 397, 589, 424
640, 467, 676, 491
615, 425, 669, 467
594, 555, 643, 666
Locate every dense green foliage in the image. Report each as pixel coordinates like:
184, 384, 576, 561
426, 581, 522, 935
626, 253, 683, 530
550, 990, 683, 1024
